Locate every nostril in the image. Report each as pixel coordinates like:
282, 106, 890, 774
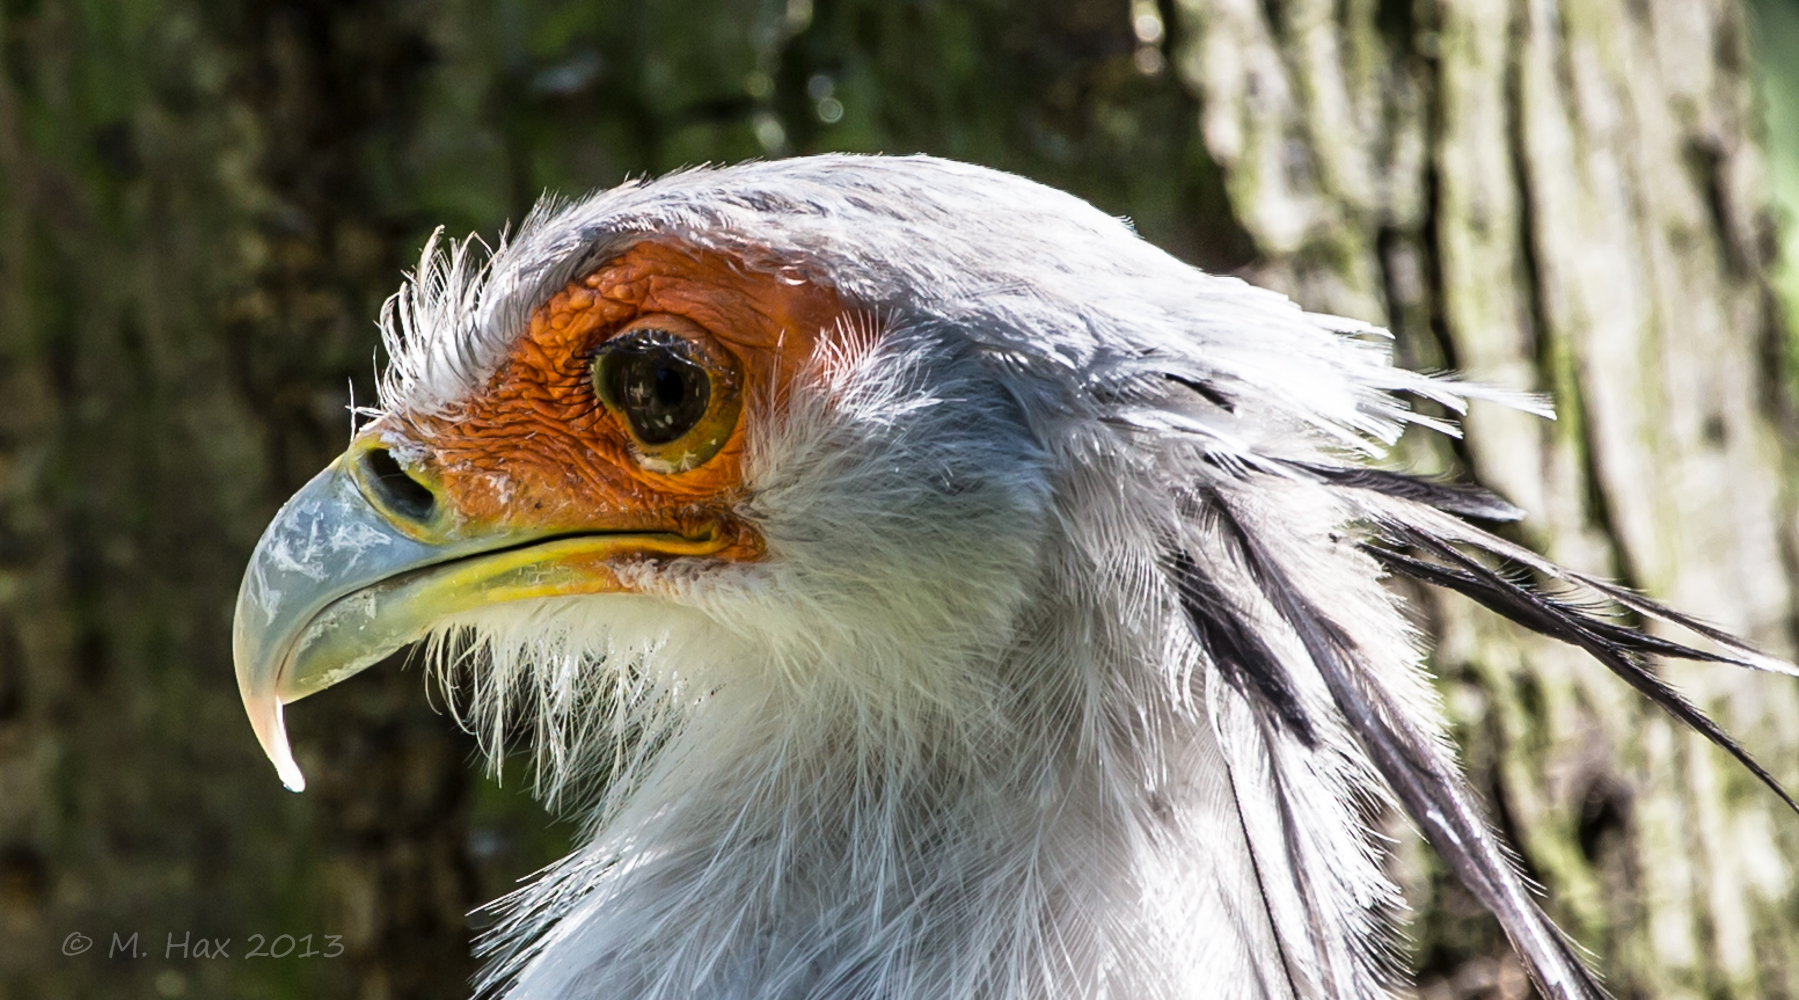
360, 447, 437, 524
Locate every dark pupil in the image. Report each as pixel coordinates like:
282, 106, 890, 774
594, 334, 711, 445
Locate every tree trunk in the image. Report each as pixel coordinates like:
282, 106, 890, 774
1172, 0, 1799, 995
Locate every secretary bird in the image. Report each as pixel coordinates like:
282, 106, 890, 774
232, 154, 1794, 1000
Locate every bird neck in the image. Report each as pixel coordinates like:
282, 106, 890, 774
495, 589, 1187, 999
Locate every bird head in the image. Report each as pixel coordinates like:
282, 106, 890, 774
234, 157, 1174, 794
239, 156, 1445, 792
233, 155, 1787, 1000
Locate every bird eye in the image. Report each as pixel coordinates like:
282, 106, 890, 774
590, 322, 741, 471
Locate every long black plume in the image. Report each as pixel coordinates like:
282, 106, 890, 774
1169, 547, 1317, 747
1203, 487, 1608, 1000
1364, 526, 1799, 816
1336, 474, 1795, 679
1288, 463, 1525, 523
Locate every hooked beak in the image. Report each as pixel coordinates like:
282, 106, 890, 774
232, 440, 729, 791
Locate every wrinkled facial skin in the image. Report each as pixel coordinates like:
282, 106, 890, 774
232, 239, 858, 791
375, 240, 848, 558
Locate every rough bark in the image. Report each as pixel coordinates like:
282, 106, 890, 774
1172, 0, 1799, 995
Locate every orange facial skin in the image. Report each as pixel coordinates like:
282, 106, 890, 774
367, 240, 850, 563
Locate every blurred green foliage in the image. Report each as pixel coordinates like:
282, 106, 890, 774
404, 0, 1250, 270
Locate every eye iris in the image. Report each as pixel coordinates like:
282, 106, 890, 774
594, 332, 713, 446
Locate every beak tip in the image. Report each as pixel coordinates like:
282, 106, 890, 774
277, 761, 308, 794
251, 696, 308, 793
